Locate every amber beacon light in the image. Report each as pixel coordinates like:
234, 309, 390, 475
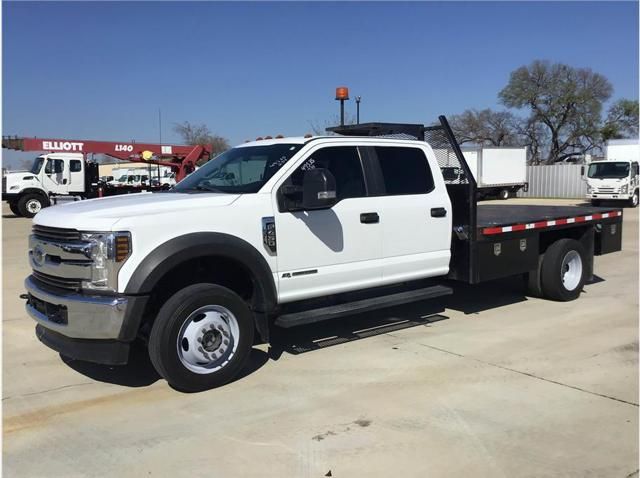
335, 86, 350, 126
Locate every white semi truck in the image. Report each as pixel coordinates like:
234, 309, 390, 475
585, 139, 639, 208
2, 153, 92, 217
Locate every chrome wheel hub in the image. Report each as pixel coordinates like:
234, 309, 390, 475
176, 305, 239, 374
26, 199, 42, 214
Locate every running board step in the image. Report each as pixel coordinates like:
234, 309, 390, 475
275, 285, 453, 328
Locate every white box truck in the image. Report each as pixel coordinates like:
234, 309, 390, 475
462, 147, 528, 200
585, 139, 639, 207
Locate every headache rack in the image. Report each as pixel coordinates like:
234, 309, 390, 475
329, 116, 478, 283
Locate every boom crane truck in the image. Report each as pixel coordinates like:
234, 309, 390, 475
23, 116, 623, 392
2, 136, 213, 217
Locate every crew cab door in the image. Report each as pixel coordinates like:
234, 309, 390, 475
40, 158, 69, 195
368, 145, 452, 282
273, 145, 382, 302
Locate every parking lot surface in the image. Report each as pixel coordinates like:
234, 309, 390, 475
3, 199, 638, 477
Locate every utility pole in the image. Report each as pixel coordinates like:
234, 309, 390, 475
355, 96, 361, 124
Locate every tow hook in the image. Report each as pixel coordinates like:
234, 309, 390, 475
19, 293, 28, 300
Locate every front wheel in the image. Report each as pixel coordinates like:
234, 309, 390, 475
590, 199, 601, 206
17, 194, 49, 218
629, 190, 639, 208
540, 239, 587, 301
148, 283, 255, 392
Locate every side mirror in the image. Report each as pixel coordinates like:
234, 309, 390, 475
302, 168, 337, 210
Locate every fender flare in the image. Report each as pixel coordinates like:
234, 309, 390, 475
122, 232, 277, 341
19, 188, 49, 200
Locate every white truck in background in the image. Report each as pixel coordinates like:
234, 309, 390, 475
585, 139, 639, 208
462, 147, 528, 200
2, 153, 90, 217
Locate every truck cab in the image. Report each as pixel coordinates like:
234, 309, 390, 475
586, 139, 640, 208
2, 152, 85, 217
586, 159, 639, 207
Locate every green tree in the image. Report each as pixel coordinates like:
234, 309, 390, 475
499, 60, 613, 163
449, 109, 519, 146
601, 99, 639, 140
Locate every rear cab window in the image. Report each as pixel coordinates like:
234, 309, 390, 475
374, 146, 435, 195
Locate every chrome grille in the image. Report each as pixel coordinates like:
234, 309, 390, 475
32, 225, 81, 242
32, 271, 82, 292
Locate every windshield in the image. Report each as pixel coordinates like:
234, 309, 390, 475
116, 175, 128, 183
175, 144, 303, 194
588, 162, 630, 179
30, 157, 45, 174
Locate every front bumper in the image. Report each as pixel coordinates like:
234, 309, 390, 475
25, 276, 149, 365
2, 193, 20, 201
25, 276, 128, 339
589, 193, 630, 200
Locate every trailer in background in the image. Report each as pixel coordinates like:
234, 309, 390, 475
462, 146, 528, 200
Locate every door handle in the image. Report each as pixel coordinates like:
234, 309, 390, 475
431, 207, 447, 218
360, 212, 379, 224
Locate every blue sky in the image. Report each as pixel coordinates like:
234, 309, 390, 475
3, 1, 638, 167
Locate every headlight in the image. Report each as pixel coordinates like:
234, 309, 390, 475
10, 185, 19, 190
80, 231, 131, 291
621, 185, 628, 194
586, 185, 593, 193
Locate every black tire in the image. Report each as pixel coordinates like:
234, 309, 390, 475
148, 283, 255, 392
629, 190, 639, 208
499, 189, 510, 200
540, 239, 587, 302
9, 202, 21, 217
17, 194, 49, 218
590, 199, 601, 207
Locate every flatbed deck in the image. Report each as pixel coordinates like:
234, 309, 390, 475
477, 204, 622, 236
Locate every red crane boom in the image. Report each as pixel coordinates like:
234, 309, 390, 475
2, 136, 213, 181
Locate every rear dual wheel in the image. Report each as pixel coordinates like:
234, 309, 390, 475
525, 239, 587, 301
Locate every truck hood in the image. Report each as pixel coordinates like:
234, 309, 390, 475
33, 192, 241, 230
3, 170, 40, 191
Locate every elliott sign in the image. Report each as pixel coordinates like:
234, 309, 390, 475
41, 141, 85, 152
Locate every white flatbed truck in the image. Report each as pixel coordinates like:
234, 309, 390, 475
23, 116, 623, 391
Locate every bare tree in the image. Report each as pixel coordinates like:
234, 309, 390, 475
499, 60, 613, 163
173, 121, 230, 157
449, 109, 520, 146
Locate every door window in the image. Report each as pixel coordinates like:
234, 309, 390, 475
375, 147, 434, 195
289, 146, 366, 200
70, 160, 82, 172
